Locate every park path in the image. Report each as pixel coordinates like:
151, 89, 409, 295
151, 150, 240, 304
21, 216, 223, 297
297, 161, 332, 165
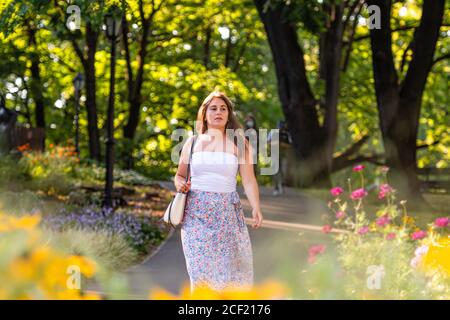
88, 181, 334, 299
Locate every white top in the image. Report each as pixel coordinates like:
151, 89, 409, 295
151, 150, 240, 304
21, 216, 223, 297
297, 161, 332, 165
190, 151, 238, 192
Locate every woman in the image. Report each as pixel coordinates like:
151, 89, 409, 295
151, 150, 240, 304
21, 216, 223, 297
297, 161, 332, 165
174, 91, 263, 293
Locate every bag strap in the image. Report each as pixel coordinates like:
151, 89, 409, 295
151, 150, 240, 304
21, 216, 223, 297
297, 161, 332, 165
185, 134, 197, 183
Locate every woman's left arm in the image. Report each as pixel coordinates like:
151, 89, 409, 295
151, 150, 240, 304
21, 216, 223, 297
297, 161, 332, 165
239, 141, 263, 229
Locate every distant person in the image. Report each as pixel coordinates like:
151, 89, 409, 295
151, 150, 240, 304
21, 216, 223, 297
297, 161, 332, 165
268, 120, 292, 196
244, 113, 258, 176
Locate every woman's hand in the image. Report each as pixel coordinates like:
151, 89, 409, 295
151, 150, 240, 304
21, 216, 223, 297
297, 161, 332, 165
175, 175, 191, 193
251, 208, 263, 229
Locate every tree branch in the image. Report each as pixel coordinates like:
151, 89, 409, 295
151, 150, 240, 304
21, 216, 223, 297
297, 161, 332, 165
70, 38, 87, 69
342, 1, 364, 71
400, 0, 446, 100
232, 32, 252, 72
121, 14, 134, 96
417, 140, 441, 149
334, 134, 371, 159
349, 24, 417, 43
432, 53, 450, 67
331, 153, 385, 172
400, 39, 414, 75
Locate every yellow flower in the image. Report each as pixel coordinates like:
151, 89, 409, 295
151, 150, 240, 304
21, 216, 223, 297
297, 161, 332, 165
15, 214, 42, 230
402, 215, 415, 226
422, 237, 450, 277
149, 279, 290, 300
0, 213, 41, 232
0, 212, 102, 299
67, 255, 98, 278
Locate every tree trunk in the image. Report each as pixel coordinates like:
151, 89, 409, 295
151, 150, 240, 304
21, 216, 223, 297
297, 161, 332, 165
254, 0, 333, 187
27, 24, 45, 149
367, 0, 445, 209
321, 2, 345, 186
123, 15, 151, 169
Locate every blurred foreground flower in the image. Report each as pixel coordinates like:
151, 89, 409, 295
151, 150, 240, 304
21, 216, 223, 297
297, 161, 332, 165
149, 280, 290, 300
411, 230, 427, 241
422, 238, 450, 277
0, 212, 101, 299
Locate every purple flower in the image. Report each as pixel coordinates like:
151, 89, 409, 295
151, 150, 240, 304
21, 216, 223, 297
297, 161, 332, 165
40, 205, 164, 254
352, 165, 365, 172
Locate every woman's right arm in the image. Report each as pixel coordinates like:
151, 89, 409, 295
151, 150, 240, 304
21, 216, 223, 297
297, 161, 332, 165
174, 135, 195, 193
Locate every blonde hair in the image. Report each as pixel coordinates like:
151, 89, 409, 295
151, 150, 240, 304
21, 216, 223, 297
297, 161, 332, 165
195, 91, 250, 162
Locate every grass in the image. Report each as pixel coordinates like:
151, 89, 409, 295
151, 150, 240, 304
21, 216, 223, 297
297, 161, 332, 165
43, 227, 141, 272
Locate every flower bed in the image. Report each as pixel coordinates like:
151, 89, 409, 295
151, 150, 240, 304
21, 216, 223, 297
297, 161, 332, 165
298, 165, 450, 299
39, 206, 166, 256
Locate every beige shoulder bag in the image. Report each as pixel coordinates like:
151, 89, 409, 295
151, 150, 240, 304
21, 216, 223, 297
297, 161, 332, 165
163, 135, 196, 228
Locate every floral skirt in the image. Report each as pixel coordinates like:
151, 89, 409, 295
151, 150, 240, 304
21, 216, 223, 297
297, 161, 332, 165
181, 189, 254, 292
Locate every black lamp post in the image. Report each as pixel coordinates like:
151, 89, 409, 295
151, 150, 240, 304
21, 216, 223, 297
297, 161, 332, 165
73, 73, 84, 156
103, 7, 122, 209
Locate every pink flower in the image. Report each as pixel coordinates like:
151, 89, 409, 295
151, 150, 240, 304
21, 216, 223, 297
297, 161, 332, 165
330, 187, 344, 197
358, 226, 370, 235
376, 215, 391, 227
350, 188, 368, 200
386, 233, 396, 240
336, 211, 346, 219
307, 244, 327, 264
353, 165, 365, 172
378, 183, 394, 199
322, 224, 332, 234
411, 230, 427, 241
308, 244, 326, 258
434, 217, 449, 228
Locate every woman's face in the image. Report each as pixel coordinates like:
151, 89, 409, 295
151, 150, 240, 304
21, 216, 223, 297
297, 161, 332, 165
205, 97, 229, 131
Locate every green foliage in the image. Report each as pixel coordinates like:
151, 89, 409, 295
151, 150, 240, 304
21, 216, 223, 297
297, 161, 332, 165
0, 0, 448, 181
